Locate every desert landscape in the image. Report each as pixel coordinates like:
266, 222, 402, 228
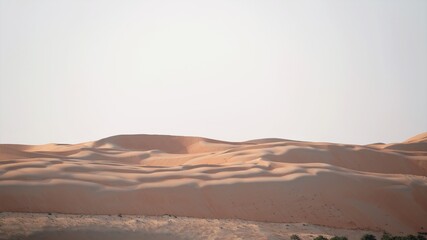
0, 132, 426, 239
1, 0, 426, 239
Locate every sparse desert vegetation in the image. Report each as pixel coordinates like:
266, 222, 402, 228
331, 236, 349, 240
380, 232, 427, 240
362, 234, 377, 240
291, 234, 302, 240
314, 235, 329, 240
289, 233, 427, 240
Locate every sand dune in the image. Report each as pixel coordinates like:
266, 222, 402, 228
1, 133, 426, 234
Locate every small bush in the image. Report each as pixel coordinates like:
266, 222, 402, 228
314, 236, 329, 240
417, 234, 427, 240
331, 237, 348, 240
382, 232, 392, 240
361, 234, 377, 240
381, 232, 427, 240
291, 234, 301, 240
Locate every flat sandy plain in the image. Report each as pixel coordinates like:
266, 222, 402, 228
1, 132, 426, 239
0, 212, 382, 240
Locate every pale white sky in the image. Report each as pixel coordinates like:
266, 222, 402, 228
0, 0, 426, 145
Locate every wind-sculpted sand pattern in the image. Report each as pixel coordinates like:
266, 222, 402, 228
1, 133, 427, 234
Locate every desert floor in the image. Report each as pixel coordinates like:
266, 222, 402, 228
0, 212, 382, 240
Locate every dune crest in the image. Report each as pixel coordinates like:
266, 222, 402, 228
1, 133, 427, 233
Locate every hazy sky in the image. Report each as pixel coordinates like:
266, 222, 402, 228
0, 0, 426, 145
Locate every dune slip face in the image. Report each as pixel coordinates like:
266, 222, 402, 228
1, 133, 427, 234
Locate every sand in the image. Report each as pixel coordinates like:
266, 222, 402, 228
0, 133, 426, 236
0, 212, 382, 240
